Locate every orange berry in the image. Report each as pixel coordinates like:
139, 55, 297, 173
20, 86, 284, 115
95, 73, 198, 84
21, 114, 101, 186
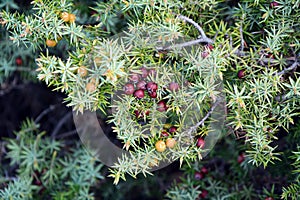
61, 12, 70, 22
77, 66, 88, 77
155, 140, 166, 152
46, 39, 57, 47
68, 13, 76, 23
166, 138, 176, 148
86, 82, 96, 92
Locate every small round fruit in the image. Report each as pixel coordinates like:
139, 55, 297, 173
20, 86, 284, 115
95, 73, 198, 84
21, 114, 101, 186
265, 197, 274, 200
157, 100, 167, 112
61, 12, 70, 22
166, 138, 176, 148
68, 13, 76, 23
130, 74, 140, 83
196, 138, 205, 148
163, 123, 172, 129
140, 67, 148, 78
15, 57, 22, 66
134, 110, 141, 118
77, 66, 88, 77
237, 69, 245, 79
86, 82, 96, 92
161, 131, 169, 137
124, 83, 135, 95
201, 166, 209, 174
169, 82, 179, 92
146, 82, 158, 92
237, 153, 245, 164
201, 51, 209, 58
149, 91, 157, 98
46, 39, 57, 47
200, 190, 208, 199
137, 81, 147, 90
194, 171, 204, 180
169, 126, 177, 133
134, 89, 145, 99
270, 1, 279, 8
155, 140, 166, 152
206, 44, 214, 50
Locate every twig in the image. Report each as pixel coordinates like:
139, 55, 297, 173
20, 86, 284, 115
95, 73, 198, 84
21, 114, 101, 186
34, 104, 60, 123
156, 37, 213, 51
276, 61, 299, 76
177, 14, 209, 40
55, 129, 77, 139
51, 112, 72, 139
183, 99, 220, 140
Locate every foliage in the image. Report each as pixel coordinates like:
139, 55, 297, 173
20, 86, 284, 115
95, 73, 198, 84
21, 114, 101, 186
0, 0, 299, 195
0, 119, 104, 200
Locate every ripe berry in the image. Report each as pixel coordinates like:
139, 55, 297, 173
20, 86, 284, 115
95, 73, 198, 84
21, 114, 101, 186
237, 69, 245, 79
194, 171, 204, 180
124, 83, 135, 95
169, 82, 179, 92
238, 153, 245, 164
196, 138, 205, 148
146, 82, 158, 92
68, 13, 76, 23
140, 67, 148, 78
155, 140, 166, 152
270, 1, 279, 8
134, 110, 142, 118
169, 126, 177, 133
201, 51, 209, 58
145, 110, 150, 116
77, 66, 88, 77
134, 89, 145, 99
46, 39, 57, 47
86, 82, 96, 92
61, 12, 70, 22
201, 166, 209, 174
157, 100, 167, 112
265, 197, 274, 200
137, 81, 147, 90
206, 44, 214, 50
15, 57, 22, 66
148, 69, 156, 76
149, 91, 157, 98
161, 131, 169, 137
166, 138, 176, 148
130, 74, 140, 83
199, 189, 208, 199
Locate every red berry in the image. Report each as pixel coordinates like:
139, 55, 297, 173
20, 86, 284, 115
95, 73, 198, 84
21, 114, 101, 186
134, 89, 145, 99
201, 51, 209, 58
196, 138, 205, 148
124, 83, 135, 95
237, 69, 245, 79
169, 126, 177, 133
149, 91, 157, 98
200, 166, 208, 174
157, 100, 167, 112
270, 1, 279, 8
146, 82, 158, 92
265, 197, 274, 200
148, 69, 156, 76
206, 44, 213, 50
169, 82, 179, 92
15, 57, 22, 66
200, 189, 208, 199
140, 67, 149, 78
130, 74, 140, 83
161, 131, 169, 137
137, 81, 147, 90
238, 153, 245, 164
145, 110, 150, 115
194, 171, 204, 180
134, 110, 141, 118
